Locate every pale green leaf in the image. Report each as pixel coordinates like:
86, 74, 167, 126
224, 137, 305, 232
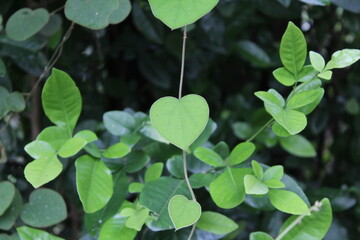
42, 68, 81, 136
273, 67, 296, 86
189, 173, 216, 189
109, 0, 131, 24
17, 226, 64, 240
125, 207, 149, 231
272, 122, 291, 137
280, 22, 307, 78
168, 195, 201, 230
252, 160, 263, 180
244, 175, 269, 195
194, 147, 224, 167
128, 182, 144, 193
209, 168, 252, 209
263, 165, 284, 181
74, 130, 98, 143
24, 154, 62, 188
197, 211, 238, 235
75, 155, 113, 213
227, 142, 255, 166
268, 189, 309, 215
325, 49, 360, 70
37, 126, 70, 151
279, 198, 332, 240
103, 111, 136, 136
58, 137, 87, 158
24, 140, 55, 159
255, 91, 283, 107
102, 142, 131, 159
20, 189, 67, 228
6, 8, 49, 41
279, 135, 316, 157
298, 65, 318, 83
263, 179, 285, 189
318, 70, 332, 80
139, 177, 191, 230
286, 89, 324, 110
150, 94, 209, 150
309, 51, 325, 72
250, 232, 274, 240
266, 106, 307, 135
148, 0, 219, 29
145, 162, 164, 182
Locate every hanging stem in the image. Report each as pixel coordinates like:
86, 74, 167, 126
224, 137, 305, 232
275, 201, 323, 240
187, 223, 197, 240
183, 150, 196, 201
246, 118, 274, 142
178, 25, 187, 99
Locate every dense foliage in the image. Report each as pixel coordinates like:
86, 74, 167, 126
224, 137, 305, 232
0, 0, 360, 240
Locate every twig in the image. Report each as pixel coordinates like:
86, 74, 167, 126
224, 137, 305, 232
246, 118, 274, 142
178, 26, 187, 99
183, 150, 196, 201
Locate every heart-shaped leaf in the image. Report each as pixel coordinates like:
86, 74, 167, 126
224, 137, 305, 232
6, 8, 49, 41
0, 189, 23, 231
0, 181, 15, 215
150, 94, 209, 150
65, 0, 119, 30
20, 189, 67, 228
168, 195, 201, 230
17, 226, 64, 240
148, 0, 219, 29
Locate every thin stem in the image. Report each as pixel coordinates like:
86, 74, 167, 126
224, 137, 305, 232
275, 201, 323, 240
50, 5, 64, 15
187, 223, 197, 240
183, 150, 196, 200
246, 118, 274, 142
178, 26, 187, 99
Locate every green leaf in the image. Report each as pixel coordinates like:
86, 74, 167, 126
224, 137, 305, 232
194, 147, 224, 167
236, 40, 271, 67
250, 232, 274, 240
189, 173, 216, 189
98, 201, 136, 240
197, 211, 238, 235
168, 195, 201, 230
24, 140, 55, 159
128, 182, 144, 193
20, 189, 67, 228
279, 135, 316, 157
298, 65, 318, 83
255, 91, 284, 107
244, 174, 269, 195
0, 189, 23, 231
37, 126, 70, 151
145, 162, 164, 182
24, 154, 63, 188
267, 107, 307, 135
166, 155, 184, 179
103, 111, 136, 136
102, 142, 131, 159
232, 122, 253, 139
264, 179, 285, 189
209, 167, 252, 209
227, 142, 255, 166
75, 155, 113, 213
252, 160, 263, 180
42, 68, 81, 136
124, 150, 150, 173
263, 165, 284, 181
280, 22, 307, 78
148, 0, 219, 29
309, 51, 325, 72
58, 137, 87, 158
212, 141, 230, 159
0, 87, 10, 118
150, 94, 209, 150
190, 119, 217, 151
273, 67, 296, 86
0, 181, 15, 215
84, 171, 128, 235
268, 189, 309, 215
123, 206, 149, 231
109, 0, 131, 24
272, 122, 291, 137
7, 92, 25, 112
139, 177, 191, 230
318, 70, 332, 80
17, 226, 64, 240
325, 49, 360, 70
279, 198, 332, 240
65, 0, 119, 29
74, 130, 98, 143
286, 89, 324, 110
6, 8, 50, 41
